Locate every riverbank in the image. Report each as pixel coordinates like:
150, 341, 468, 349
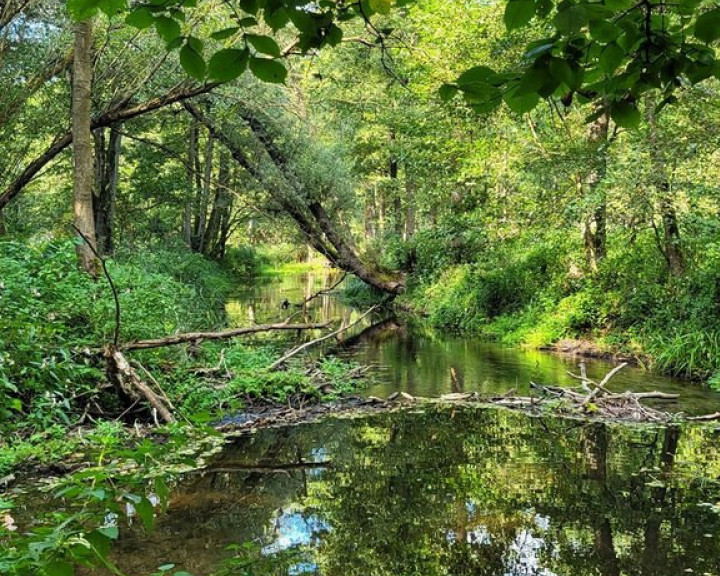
393, 231, 720, 387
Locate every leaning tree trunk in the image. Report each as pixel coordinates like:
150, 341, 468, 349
582, 108, 610, 272
183, 121, 198, 246
72, 19, 99, 275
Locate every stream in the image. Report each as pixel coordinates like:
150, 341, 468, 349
51, 272, 720, 574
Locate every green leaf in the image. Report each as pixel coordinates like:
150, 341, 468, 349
208, 48, 249, 82
238, 16, 258, 27
246, 34, 281, 57
239, 0, 260, 14
324, 24, 343, 47
504, 0, 535, 31
249, 57, 287, 83
155, 16, 182, 44
369, 0, 392, 14
554, 5, 587, 34
457, 65, 497, 87
99, 0, 126, 16
125, 7, 155, 29
611, 101, 641, 128
180, 44, 207, 80
695, 8, 720, 44
439, 83, 459, 102
549, 58, 582, 90
45, 561, 75, 576
503, 83, 540, 113
264, 7, 289, 31
67, 0, 102, 20
96, 525, 119, 539
135, 496, 155, 531
210, 27, 240, 40
598, 42, 625, 74
589, 19, 621, 43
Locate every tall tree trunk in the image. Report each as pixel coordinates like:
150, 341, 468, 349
71, 19, 98, 275
93, 124, 121, 255
405, 175, 416, 239
194, 131, 214, 253
183, 121, 198, 247
204, 148, 230, 258
582, 109, 610, 272
365, 185, 377, 240
648, 109, 684, 276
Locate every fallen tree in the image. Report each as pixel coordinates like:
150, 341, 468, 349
183, 102, 405, 296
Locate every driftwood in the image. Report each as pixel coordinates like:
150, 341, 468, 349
269, 305, 379, 371
105, 349, 175, 424
122, 322, 330, 351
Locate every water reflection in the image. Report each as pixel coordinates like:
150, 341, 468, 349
225, 271, 720, 415
109, 408, 720, 576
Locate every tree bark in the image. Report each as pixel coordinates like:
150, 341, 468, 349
93, 125, 122, 255
195, 131, 214, 253
583, 108, 610, 272
72, 19, 99, 275
183, 121, 197, 246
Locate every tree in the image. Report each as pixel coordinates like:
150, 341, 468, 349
71, 17, 99, 274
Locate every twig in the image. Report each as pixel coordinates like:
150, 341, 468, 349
72, 224, 121, 347
269, 306, 379, 371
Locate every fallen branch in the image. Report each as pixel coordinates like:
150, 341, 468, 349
269, 306, 379, 371
106, 350, 175, 424
122, 322, 330, 351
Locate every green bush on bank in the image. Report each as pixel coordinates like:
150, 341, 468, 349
409, 230, 720, 383
0, 239, 234, 434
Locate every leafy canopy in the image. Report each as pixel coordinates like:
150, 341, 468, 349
68, 0, 719, 123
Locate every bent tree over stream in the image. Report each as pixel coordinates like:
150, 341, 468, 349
2, 0, 720, 574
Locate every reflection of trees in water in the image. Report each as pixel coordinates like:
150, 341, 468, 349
110, 410, 720, 576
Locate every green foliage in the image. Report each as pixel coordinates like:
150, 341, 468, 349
0, 239, 233, 433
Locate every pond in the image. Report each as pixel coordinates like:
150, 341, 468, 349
109, 408, 720, 575
226, 270, 720, 416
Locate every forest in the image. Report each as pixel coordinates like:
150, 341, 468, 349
1, 0, 720, 574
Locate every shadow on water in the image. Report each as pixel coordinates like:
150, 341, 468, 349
226, 271, 720, 415
108, 407, 720, 575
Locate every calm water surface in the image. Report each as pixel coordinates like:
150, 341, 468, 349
226, 271, 720, 415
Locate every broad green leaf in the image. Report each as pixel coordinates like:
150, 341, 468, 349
439, 83, 459, 102
210, 27, 240, 40
695, 8, 720, 44
504, 0, 535, 31
369, 0, 393, 14
67, 0, 102, 20
125, 7, 155, 29
264, 7, 289, 31
237, 17, 258, 27
503, 86, 539, 114
98, 0, 126, 16
589, 19, 621, 43
155, 16, 182, 44
325, 24, 343, 47
249, 57, 287, 83
457, 66, 497, 87
554, 5, 587, 34
549, 58, 582, 90
599, 42, 625, 73
611, 101, 641, 128
208, 48, 249, 82
180, 44, 207, 80
239, 0, 260, 14
246, 34, 281, 57
45, 560, 75, 576
96, 525, 119, 539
